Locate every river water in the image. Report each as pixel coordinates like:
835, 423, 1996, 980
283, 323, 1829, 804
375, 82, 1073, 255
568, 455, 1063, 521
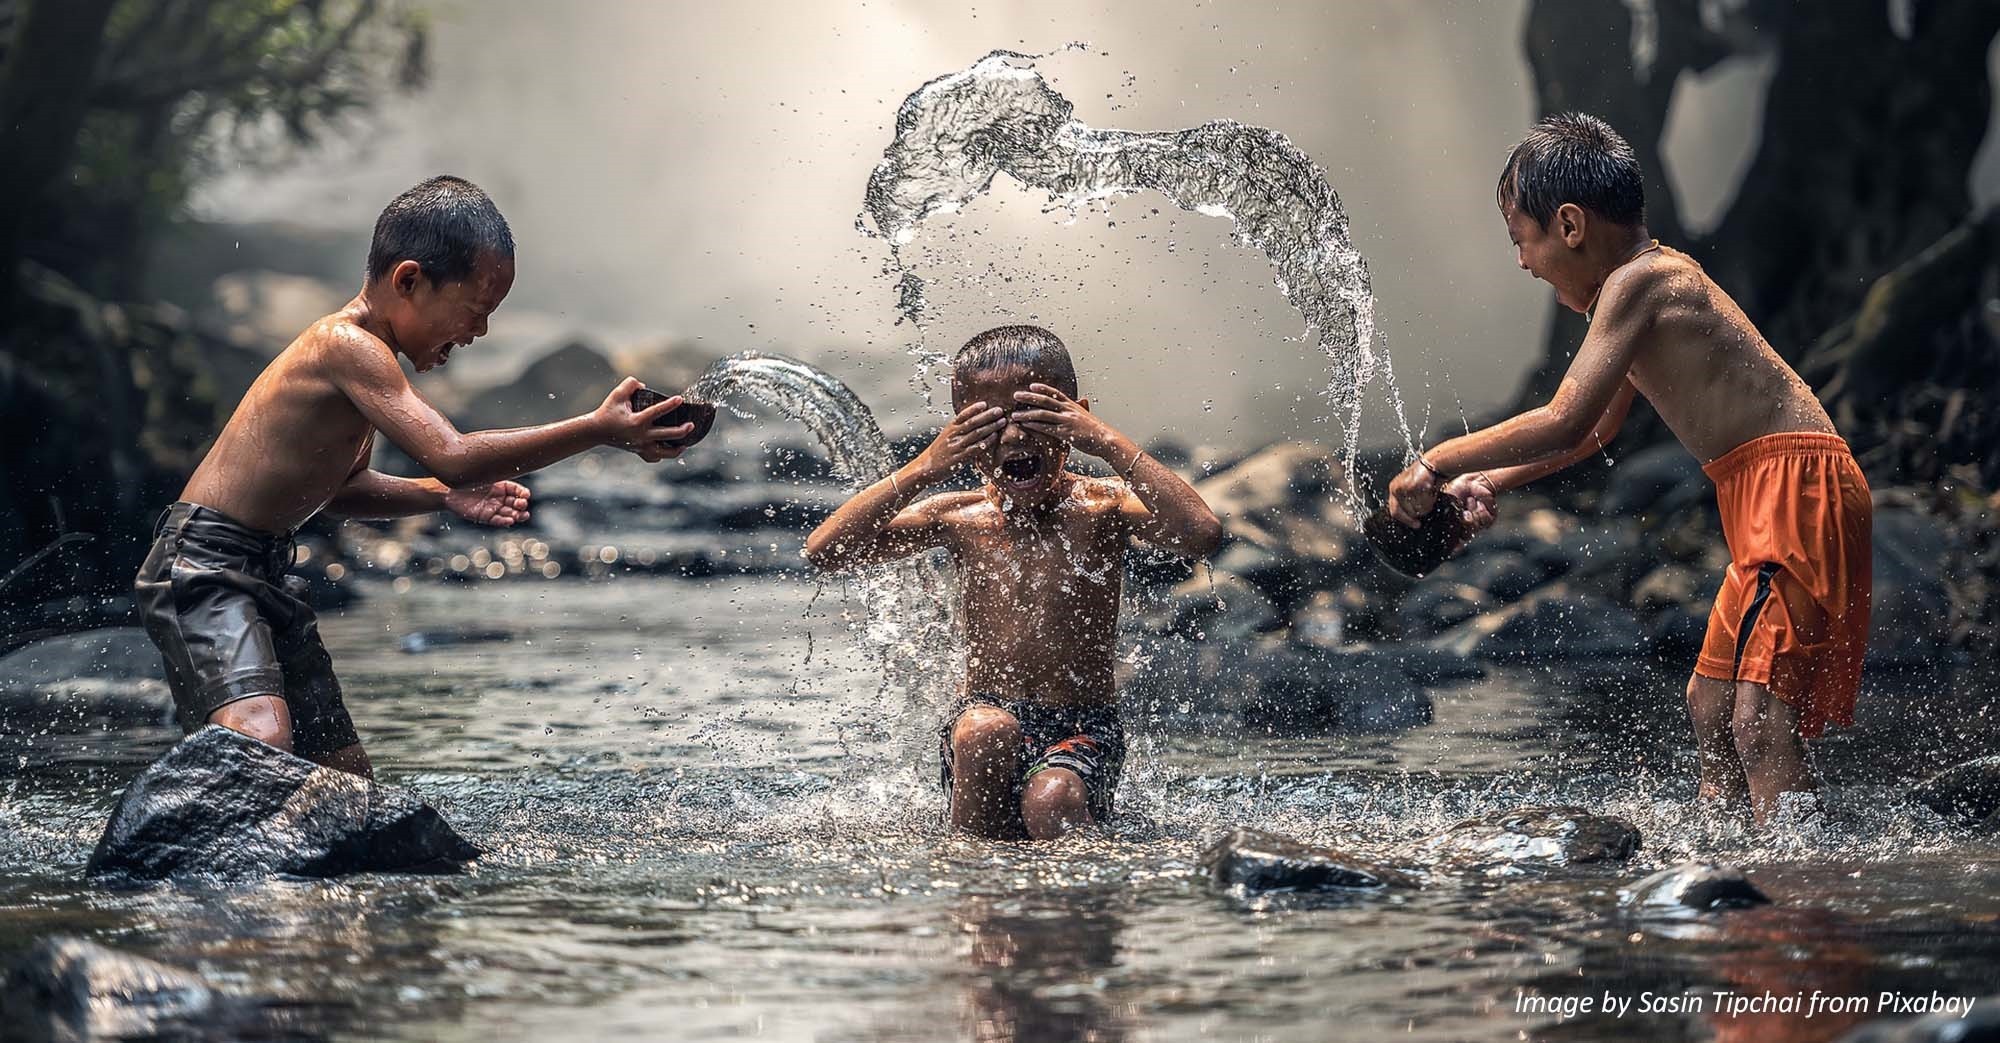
2, 572, 1997, 1041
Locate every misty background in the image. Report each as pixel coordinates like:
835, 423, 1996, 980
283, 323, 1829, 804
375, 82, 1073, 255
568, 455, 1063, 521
169, 0, 2000, 449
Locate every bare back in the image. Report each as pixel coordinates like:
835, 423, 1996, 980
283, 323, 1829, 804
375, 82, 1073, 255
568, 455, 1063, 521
932, 475, 1132, 710
180, 313, 381, 533
1621, 247, 1836, 462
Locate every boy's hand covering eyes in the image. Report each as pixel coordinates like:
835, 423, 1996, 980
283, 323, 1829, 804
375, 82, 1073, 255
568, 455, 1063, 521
597, 377, 695, 462
446, 480, 532, 527
912, 401, 1009, 482
1009, 384, 1120, 458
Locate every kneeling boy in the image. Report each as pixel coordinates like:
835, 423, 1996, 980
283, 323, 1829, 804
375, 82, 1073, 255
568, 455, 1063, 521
806, 326, 1223, 839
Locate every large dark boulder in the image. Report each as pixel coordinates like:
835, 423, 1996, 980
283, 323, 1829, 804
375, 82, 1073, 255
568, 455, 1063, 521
2, 937, 217, 1041
1200, 828, 1413, 893
1599, 444, 1708, 518
1619, 862, 1770, 914
1427, 805, 1641, 868
1912, 756, 2000, 827
1870, 508, 1956, 665
1428, 586, 1650, 661
86, 726, 480, 884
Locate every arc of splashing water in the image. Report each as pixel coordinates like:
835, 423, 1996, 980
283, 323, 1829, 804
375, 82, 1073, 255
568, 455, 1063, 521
687, 352, 963, 725
857, 48, 1414, 509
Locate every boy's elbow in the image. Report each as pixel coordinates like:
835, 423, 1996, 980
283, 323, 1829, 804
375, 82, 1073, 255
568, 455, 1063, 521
802, 528, 843, 571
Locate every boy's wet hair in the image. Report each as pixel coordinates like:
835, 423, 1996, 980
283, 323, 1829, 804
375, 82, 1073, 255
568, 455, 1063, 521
953, 325, 1079, 399
1497, 113, 1645, 229
365, 175, 515, 286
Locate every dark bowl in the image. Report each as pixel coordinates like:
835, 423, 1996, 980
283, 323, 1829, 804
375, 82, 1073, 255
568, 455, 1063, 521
1363, 493, 1466, 578
630, 386, 718, 448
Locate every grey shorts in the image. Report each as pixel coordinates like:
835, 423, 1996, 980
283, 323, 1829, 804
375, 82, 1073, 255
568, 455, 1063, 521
133, 502, 358, 757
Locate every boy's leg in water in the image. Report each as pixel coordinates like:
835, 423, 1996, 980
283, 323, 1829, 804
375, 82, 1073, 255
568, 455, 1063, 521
1730, 680, 1816, 825
1020, 767, 1092, 840
206, 697, 373, 778
208, 695, 295, 753
1686, 673, 1749, 808
949, 706, 1026, 838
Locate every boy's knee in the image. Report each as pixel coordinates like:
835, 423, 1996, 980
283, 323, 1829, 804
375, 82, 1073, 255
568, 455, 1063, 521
1022, 768, 1086, 812
950, 707, 1022, 763
208, 696, 295, 753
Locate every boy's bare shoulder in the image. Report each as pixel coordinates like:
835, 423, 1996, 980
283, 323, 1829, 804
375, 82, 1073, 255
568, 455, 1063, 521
1599, 248, 1709, 325
293, 311, 396, 377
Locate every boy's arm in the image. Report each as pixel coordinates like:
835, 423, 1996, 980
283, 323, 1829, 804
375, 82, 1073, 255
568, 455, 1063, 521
1389, 264, 1658, 524
1477, 378, 1636, 492
325, 326, 693, 487
804, 401, 1009, 572
1009, 384, 1224, 557
327, 471, 532, 526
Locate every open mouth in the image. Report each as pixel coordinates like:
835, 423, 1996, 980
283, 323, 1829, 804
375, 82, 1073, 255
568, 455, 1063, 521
997, 453, 1043, 485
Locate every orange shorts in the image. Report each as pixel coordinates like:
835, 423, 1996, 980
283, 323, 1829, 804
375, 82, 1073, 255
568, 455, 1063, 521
1693, 433, 1872, 738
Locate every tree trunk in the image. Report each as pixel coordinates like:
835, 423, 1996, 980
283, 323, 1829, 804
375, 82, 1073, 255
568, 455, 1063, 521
1509, 0, 2000, 421
0, 0, 117, 318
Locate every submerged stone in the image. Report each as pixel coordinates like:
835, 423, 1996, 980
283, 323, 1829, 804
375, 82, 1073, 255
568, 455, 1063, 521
1619, 862, 1771, 914
1837, 1000, 2000, 1043
86, 726, 480, 884
1200, 828, 1413, 893
1428, 805, 1641, 868
1912, 755, 2000, 826
2, 936, 216, 1041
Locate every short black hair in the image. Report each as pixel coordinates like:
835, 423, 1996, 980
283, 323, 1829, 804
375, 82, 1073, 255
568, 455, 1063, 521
1497, 113, 1646, 229
365, 175, 514, 285
952, 325, 1079, 400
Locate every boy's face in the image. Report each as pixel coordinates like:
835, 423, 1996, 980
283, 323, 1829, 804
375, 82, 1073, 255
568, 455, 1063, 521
1502, 200, 1591, 314
952, 364, 1079, 508
388, 251, 515, 372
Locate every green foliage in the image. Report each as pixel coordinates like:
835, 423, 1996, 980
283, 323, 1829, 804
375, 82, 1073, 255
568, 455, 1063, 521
29, 0, 428, 295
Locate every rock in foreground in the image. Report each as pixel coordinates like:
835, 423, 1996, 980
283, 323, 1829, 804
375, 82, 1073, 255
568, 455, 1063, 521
1912, 755, 2000, 827
2, 937, 216, 1041
1427, 805, 1641, 869
1200, 828, 1413, 893
86, 726, 480, 884
1619, 862, 1771, 914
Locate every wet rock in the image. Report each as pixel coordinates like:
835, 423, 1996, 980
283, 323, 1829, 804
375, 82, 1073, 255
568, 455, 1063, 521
399, 627, 513, 654
1837, 1000, 2000, 1043
1242, 644, 1435, 733
1428, 805, 1641, 868
1200, 828, 1413, 892
1151, 571, 1282, 642
0, 627, 174, 729
1288, 592, 1347, 648
1619, 862, 1771, 913
1395, 580, 1495, 640
1428, 586, 1649, 661
1447, 548, 1563, 602
1912, 755, 2000, 826
454, 340, 618, 432
1599, 444, 1707, 517
1631, 564, 1704, 613
1, 936, 217, 1041
1194, 443, 1360, 565
87, 725, 480, 884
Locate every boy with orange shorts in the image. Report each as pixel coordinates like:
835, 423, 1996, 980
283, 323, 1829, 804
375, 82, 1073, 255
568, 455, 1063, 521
1387, 114, 1871, 827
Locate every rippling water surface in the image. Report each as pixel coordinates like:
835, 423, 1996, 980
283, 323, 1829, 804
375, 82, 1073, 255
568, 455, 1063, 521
2, 575, 1997, 1041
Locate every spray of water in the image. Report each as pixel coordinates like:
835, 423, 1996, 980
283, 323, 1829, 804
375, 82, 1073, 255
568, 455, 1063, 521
859, 48, 1415, 510
687, 352, 962, 762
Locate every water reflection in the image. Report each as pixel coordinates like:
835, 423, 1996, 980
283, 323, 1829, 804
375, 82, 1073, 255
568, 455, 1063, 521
954, 889, 1127, 1043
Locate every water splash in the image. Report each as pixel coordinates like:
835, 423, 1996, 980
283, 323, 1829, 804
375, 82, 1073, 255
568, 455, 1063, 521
859, 48, 1414, 509
687, 352, 963, 756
